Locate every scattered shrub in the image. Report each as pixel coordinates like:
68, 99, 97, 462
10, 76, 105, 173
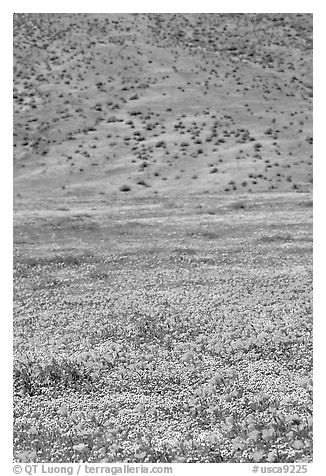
119, 184, 131, 192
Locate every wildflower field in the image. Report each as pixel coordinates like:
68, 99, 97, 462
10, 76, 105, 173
13, 192, 313, 463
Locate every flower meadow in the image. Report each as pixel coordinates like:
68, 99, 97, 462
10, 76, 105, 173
13, 193, 313, 463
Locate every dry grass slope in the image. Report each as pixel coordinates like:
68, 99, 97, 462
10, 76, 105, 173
14, 13, 312, 199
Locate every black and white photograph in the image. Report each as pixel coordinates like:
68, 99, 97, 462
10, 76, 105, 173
12, 6, 314, 471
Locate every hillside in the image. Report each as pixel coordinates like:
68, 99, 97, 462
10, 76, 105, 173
13, 13, 313, 201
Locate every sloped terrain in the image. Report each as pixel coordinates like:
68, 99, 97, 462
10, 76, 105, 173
14, 13, 312, 199
13, 14, 313, 464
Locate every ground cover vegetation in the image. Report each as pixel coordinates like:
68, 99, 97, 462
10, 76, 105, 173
13, 13, 312, 463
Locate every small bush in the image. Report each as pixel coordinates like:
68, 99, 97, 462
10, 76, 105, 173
155, 140, 166, 148
119, 184, 131, 192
